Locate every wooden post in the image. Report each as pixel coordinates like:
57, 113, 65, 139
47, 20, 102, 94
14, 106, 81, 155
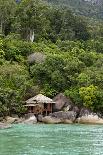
51, 103, 52, 113
29, 106, 31, 113
46, 110, 47, 116
33, 107, 34, 113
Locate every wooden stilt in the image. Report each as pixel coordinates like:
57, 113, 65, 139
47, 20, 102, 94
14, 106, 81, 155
51, 104, 52, 113
46, 110, 47, 116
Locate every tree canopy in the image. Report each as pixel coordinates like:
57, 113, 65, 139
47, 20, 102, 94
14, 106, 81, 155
0, 0, 103, 116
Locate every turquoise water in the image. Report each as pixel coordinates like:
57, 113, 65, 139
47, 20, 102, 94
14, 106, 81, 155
0, 124, 103, 155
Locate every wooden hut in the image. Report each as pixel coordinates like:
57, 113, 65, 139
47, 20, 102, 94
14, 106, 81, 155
25, 94, 55, 116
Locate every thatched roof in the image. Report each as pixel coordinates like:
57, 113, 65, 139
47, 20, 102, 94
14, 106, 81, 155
26, 94, 55, 104
25, 104, 38, 107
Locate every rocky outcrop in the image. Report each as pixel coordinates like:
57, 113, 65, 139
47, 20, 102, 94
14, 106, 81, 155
42, 116, 62, 124
0, 117, 3, 122
0, 123, 11, 129
76, 107, 103, 124
77, 114, 103, 124
50, 111, 76, 123
27, 52, 46, 64
72, 106, 80, 116
3, 114, 37, 125
14, 118, 25, 124
53, 93, 73, 112
37, 115, 43, 122
2, 106, 103, 125
42, 111, 76, 124
22, 116, 37, 124
79, 107, 91, 117
5, 116, 19, 124
24, 113, 35, 119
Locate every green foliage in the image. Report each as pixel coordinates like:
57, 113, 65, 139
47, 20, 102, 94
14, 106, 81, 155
77, 66, 103, 88
0, 0, 103, 116
65, 87, 82, 105
0, 39, 5, 58
56, 40, 84, 52
79, 85, 98, 109
0, 38, 5, 65
30, 55, 66, 92
0, 62, 31, 116
86, 40, 103, 53
15, 0, 49, 41
0, 38, 103, 115
0, 0, 16, 35
47, 0, 103, 20
40, 84, 57, 97
3, 39, 34, 62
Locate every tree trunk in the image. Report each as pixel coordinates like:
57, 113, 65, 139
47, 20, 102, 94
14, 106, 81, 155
0, 21, 3, 34
30, 29, 34, 42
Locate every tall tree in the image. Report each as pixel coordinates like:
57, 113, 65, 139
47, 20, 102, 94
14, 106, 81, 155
16, 0, 49, 41
0, 0, 16, 35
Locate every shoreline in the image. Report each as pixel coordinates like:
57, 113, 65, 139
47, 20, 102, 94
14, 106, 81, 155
1, 114, 103, 128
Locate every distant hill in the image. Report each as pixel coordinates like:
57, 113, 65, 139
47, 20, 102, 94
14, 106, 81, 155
45, 0, 103, 20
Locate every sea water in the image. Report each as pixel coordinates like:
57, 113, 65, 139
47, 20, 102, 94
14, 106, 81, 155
0, 124, 103, 155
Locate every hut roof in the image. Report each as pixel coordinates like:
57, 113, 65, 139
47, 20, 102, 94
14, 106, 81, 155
26, 94, 55, 104
25, 104, 38, 107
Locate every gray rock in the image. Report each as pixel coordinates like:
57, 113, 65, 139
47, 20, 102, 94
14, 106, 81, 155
0, 117, 3, 122
50, 111, 76, 122
75, 107, 103, 124
0, 123, 11, 129
77, 114, 103, 124
37, 115, 43, 122
53, 93, 73, 111
79, 107, 91, 117
27, 52, 46, 64
22, 116, 37, 124
25, 113, 35, 119
5, 116, 19, 124
42, 116, 62, 124
11, 114, 19, 118
72, 106, 80, 115
14, 118, 25, 124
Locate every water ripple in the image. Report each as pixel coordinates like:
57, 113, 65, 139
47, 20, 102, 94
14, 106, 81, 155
0, 124, 103, 155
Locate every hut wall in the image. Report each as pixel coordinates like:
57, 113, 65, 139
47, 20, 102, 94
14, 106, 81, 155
47, 103, 52, 112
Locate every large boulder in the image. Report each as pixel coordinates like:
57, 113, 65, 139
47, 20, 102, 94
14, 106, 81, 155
50, 111, 77, 123
77, 114, 103, 124
42, 111, 77, 124
11, 114, 19, 118
79, 107, 91, 117
25, 113, 35, 119
42, 116, 62, 124
76, 107, 103, 124
0, 123, 11, 129
0, 117, 3, 122
37, 115, 43, 122
27, 52, 46, 64
22, 116, 37, 124
53, 93, 73, 112
14, 118, 25, 124
72, 106, 80, 116
5, 116, 19, 124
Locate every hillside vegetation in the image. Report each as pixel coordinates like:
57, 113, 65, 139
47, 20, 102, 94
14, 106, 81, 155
0, 0, 103, 116
46, 0, 103, 20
